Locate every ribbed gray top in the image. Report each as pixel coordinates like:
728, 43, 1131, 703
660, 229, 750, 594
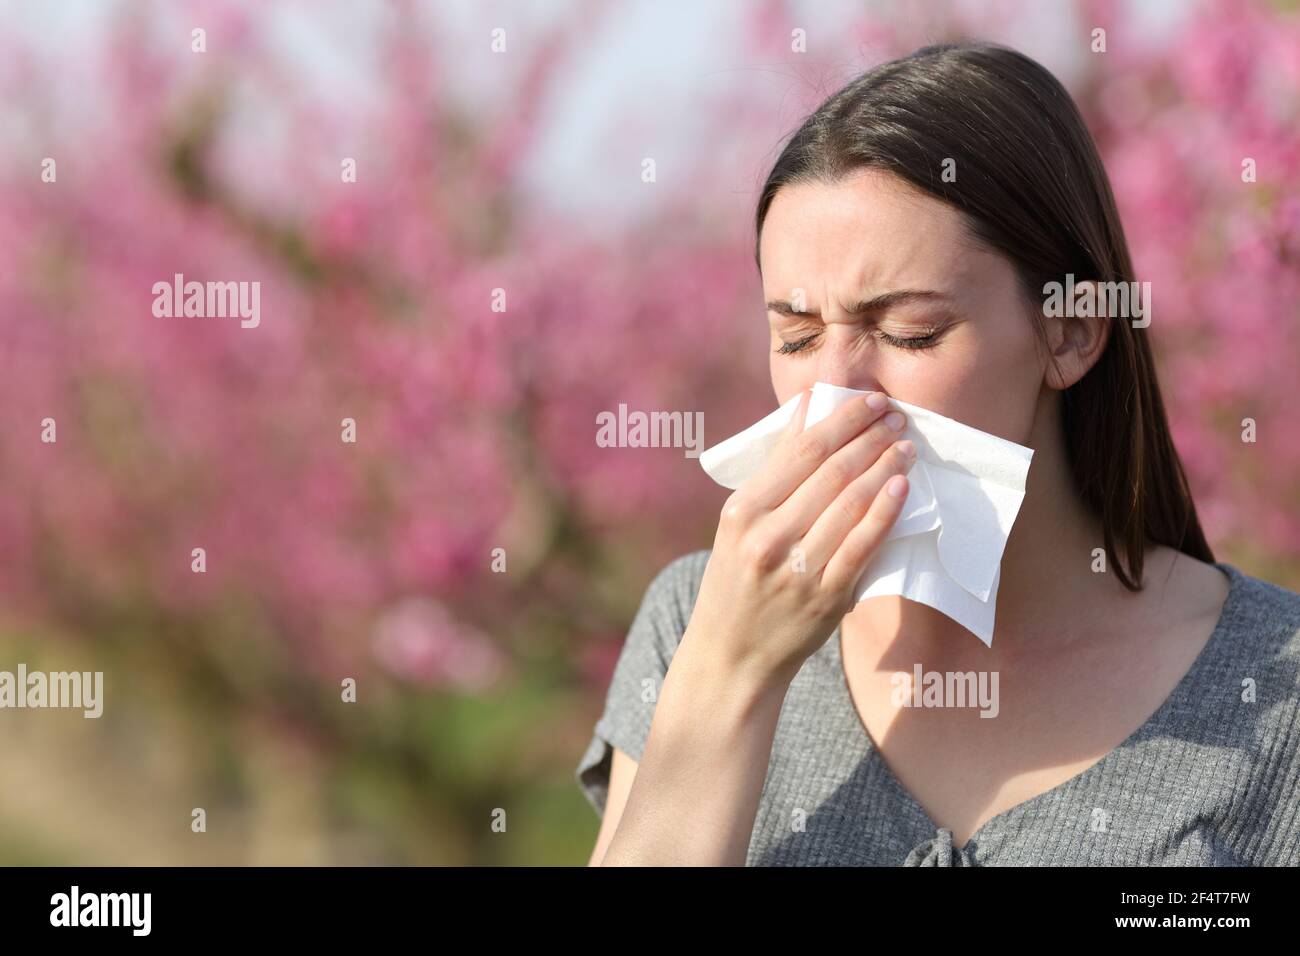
576, 549, 1300, 865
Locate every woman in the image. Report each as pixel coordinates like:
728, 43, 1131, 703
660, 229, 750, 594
575, 42, 1300, 865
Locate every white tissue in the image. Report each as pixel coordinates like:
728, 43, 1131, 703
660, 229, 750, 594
698, 382, 1034, 646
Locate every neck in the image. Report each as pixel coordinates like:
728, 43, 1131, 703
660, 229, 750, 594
990, 393, 1120, 642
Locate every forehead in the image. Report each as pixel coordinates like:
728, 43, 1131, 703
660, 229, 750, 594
759, 169, 980, 295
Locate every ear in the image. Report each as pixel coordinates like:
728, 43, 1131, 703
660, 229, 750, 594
1042, 279, 1112, 391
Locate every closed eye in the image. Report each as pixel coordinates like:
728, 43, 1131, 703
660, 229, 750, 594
876, 329, 940, 350
775, 328, 941, 354
775, 333, 819, 355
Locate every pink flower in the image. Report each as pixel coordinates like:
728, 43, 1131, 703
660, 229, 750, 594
371, 597, 507, 691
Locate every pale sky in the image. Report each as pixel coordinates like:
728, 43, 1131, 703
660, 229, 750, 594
5, 0, 1192, 230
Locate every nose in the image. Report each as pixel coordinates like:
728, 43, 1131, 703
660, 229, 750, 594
814, 330, 883, 394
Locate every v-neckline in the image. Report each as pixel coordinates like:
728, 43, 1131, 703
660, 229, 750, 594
827, 561, 1242, 856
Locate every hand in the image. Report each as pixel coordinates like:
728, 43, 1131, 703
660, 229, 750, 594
685, 388, 916, 686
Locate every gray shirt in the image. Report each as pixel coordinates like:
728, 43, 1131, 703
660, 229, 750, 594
575, 549, 1300, 865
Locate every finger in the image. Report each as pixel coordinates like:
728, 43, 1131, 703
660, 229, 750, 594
803, 437, 915, 572
746, 388, 892, 511
820, 466, 911, 595
773, 405, 908, 540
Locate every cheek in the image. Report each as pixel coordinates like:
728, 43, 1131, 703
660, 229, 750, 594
888, 321, 1042, 445
770, 378, 805, 407
769, 352, 807, 405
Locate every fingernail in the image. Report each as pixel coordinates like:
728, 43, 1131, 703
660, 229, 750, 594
896, 439, 916, 459
887, 475, 908, 497
884, 411, 905, 431
866, 391, 888, 411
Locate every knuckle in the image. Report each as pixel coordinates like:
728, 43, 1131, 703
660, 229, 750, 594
806, 592, 839, 620
838, 487, 871, 521
827, 586, 857, 616
869, 493, 894, 523
860, 499, 886, 526
820, 454, 855, 489
891, 441, 917, 468
740, 532, 782, 571
811, 582, 852, 621
719, 493, 750, 528
869, 418, 899, 447
793, 433, 826, 465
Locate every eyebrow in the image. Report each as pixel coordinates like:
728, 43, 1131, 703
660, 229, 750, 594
765, 289, 951, 317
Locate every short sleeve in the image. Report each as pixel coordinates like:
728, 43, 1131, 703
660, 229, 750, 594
575, 549, 710, 817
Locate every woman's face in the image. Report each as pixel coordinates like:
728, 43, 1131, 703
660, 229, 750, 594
758, 168, 1047, 446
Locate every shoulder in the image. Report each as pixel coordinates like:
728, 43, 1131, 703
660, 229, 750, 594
1207, 563, 1300, 863
1213, 562, 1300, 669
1206, 561, 1300, 717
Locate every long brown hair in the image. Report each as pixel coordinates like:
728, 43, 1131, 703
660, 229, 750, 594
754, 42, 1213, 589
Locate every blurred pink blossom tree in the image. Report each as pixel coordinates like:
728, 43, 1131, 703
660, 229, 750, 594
0, 0, 1295, 697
